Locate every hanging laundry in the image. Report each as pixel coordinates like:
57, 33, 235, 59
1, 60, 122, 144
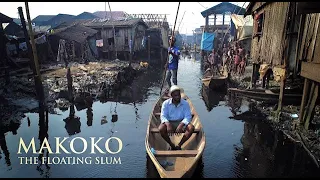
96, 39, 103, 47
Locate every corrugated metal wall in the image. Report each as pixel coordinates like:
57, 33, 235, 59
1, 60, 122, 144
250, 2, 289, 66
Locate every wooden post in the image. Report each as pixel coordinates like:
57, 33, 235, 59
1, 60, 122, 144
299, 78, 310, 124
148, 35, 151, 63
18, 7, 36, 76
294, 14, 306, 78
0, 25, 10, 84
303, 82, 316, 121
18, 6, 44, 102
24, 3, 41, 80
222, 13, 225, 25
67, 67, 74, 103
205, 16, 209, 31
304, 83, 318, 130
277, 72, 286, 117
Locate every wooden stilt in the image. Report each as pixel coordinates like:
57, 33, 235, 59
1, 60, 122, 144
0, 26, 10, 85
303, 81, 315, 122
299, 79, 311, 124
304, 83, 318, 130
277, 69, 286, 119
18, 5, 44, 103
67, 67, 74, 103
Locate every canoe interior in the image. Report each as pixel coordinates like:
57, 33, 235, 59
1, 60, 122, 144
146, 91, 205, 177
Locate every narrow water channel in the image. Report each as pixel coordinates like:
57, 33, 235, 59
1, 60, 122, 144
0, 54, 319, 178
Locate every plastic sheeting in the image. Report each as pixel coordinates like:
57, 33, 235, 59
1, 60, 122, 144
201, 32, 214, 51
230, 14, 253, 41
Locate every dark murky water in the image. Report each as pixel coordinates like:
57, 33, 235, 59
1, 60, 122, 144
1, 54, 319, 178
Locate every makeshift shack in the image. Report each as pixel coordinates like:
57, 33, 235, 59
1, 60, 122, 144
48, 24, 98, 62
84, 18, 148, 60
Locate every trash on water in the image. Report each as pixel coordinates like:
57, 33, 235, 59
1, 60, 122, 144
245, 158, 248, 161
291, 114, 298, 118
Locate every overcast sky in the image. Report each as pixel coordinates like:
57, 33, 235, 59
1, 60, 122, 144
0, 2, 248, 35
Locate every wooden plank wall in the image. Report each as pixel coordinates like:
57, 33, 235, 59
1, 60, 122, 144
161, 27, 169, 49
98, 24, 147, 53
250, 2, 289, 66
299, 13, 320, 81
132, 24, 146, 52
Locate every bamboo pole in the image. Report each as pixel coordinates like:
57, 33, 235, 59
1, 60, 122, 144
18, 5, 45, 103
25, 2, 41, 81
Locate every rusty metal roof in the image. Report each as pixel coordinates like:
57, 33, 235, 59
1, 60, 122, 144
93, 11, 128, 20
52, 24, 98, 44
84, 18, 148, 28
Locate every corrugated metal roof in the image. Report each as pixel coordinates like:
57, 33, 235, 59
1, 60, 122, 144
93, 11, 128, 20
201, 2, 246, 17
84, 18, 148, 28
52, 24, 98, 43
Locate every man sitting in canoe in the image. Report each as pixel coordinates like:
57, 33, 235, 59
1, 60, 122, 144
159, 85, 195, 150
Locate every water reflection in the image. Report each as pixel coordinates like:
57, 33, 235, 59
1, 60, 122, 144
145, 155, 204, 178
234, 119, 320, 178
86, 107, 93, 127
146, 155, 160, 178
227, 91, 243, 116
111, 102, 118, 123
0, 116, 21, 168
64, 105, 81, 136
36, 102, 50, 178
201, 85, 227, 111
0, 131, 11, 167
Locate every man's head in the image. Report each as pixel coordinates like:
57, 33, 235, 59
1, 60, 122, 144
169, 36, 176, 47
169, 85, 181, 103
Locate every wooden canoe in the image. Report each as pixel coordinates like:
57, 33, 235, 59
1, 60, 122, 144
202, 66, 228, 90
145, 90, 205, 178
228, 88, 303, 105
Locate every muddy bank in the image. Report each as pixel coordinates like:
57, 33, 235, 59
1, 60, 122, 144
228, 65, 320, 168
0, 60, 147, 126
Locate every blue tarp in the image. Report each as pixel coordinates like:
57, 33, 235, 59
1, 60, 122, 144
201, 32, 214, 51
